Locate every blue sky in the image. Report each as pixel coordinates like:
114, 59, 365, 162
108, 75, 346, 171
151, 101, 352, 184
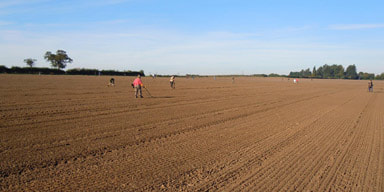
1, 0, 383, 75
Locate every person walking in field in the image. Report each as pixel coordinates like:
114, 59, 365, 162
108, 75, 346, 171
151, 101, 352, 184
170, 75, 175, 89
368, 80, 374, 92
132, 75, 144, 98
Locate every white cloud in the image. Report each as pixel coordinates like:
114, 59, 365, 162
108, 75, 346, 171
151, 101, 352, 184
329, 24, 384, 30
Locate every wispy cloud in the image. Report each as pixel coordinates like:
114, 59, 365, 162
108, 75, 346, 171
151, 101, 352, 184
87, 0, 133, 6
0, 0, 129, 8
0, 0, 49, 8
0, 21, 12, 26
329, 24, 384, 30
205, 31, 262, 40
0, 0, 28, 8
0, 30, 23, 41
0, 27, 366, 75
0, 0, 133, 16
1, 27, 383, 75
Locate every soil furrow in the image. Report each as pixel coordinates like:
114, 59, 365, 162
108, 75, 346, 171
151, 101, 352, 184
1, 75, 382, 191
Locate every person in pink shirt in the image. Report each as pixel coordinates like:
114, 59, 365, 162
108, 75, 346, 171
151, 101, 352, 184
132, 74, 144, 98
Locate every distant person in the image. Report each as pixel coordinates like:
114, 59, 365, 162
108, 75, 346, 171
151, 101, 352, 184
293, 78, 297, 84
232, 76, 235, 84
107, 78, 115, 87
132, 75, 144, 98
368, 80, 373, 92
170, 76, 175, 89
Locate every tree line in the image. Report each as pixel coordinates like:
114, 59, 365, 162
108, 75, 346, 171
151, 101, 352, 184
0, 65, 145, 76
1, 49, 144, 76
289, 64, 384, 80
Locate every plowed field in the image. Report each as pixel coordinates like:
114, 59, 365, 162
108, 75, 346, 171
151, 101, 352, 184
1, 74, 383, 191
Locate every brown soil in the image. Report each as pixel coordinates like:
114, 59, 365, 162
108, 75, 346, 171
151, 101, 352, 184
1, 74, 383, 191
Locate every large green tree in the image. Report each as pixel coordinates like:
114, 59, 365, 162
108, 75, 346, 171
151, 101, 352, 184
333, 64, 345, 79
376, 73, 384, 80
44, 50, 73, 70
312, 66, 317, 77
303, 68, 311, 77
345, 64, 358, 79
316, 66, 323, 78
322, 64, 331, 79
24, 58, 36, 68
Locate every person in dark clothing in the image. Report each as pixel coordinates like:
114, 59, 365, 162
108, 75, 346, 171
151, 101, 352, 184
368, 80, 373, 92
108, 78, 115, 87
